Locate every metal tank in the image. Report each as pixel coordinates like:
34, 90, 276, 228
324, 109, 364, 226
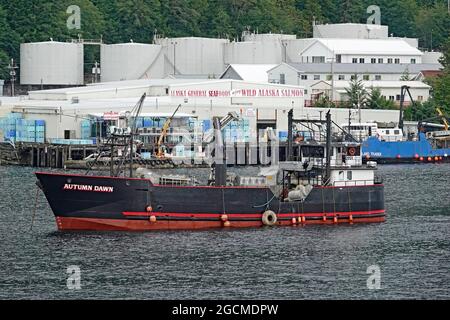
156, 37, 229, 78
20, 42, 84, 85
100, 43, 164, 82
224, 41, 283, 65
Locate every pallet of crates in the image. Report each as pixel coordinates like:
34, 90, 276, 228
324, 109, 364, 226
35, 120, 46, 143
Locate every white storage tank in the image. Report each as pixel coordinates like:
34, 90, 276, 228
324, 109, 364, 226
100, 43, 164, 82
313, 23, 389, 39
20, 42, 84, 85
242, 33, 296, 42
156, 37, 229, 78
225, 41, 283, 65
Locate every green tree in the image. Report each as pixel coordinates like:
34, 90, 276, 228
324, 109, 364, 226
400, 67, 412, 81
430, 38, 450, 114
415, 3, 450, 51
366, 87, 395, 109
313, 95, 336, 109
345, 76, 368, 109
112, 0, 162, 43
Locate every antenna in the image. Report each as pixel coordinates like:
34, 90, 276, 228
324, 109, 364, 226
7, 59, 18, 96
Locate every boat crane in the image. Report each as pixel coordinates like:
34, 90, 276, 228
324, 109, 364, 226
155, 104, 182, 158
203, 112, 240, 144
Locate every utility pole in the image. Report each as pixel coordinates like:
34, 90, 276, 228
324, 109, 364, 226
357, 91, 362, 123
327, 53, 335, 103
282, 42, 288, 63
8, 59, 18, 97
171, 41, 178, 76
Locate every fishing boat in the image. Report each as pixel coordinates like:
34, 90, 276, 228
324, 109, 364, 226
35, 108, 385, 231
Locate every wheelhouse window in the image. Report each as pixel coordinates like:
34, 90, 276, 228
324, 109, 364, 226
347, 171, 353, 181
301, 146, 325, 158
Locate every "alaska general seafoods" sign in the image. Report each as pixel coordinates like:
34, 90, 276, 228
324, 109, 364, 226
170, 88, 304, 98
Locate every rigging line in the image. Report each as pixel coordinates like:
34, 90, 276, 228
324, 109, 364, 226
252, 194, 276, 208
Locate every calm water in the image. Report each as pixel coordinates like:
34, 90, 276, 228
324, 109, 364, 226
0, 164, 449, 300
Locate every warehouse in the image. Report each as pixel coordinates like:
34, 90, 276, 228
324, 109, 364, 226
1, 77, 404, 146
3, 79, 304, 141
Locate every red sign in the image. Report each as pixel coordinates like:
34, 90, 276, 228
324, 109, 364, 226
103, 112, 120, 120
170, 88, 304, 98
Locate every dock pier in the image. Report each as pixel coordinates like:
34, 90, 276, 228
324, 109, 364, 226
0, 141, 298, 169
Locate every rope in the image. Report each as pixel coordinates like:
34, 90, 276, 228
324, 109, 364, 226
253, 194, 276, 209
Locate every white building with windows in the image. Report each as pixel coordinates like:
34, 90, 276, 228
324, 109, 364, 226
268, 63, 440, 104
310, 80, 431, 106
298, 38, 423, 65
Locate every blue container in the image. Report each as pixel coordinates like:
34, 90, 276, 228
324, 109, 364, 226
203, 120, 211, 131
143, 119, 153, 127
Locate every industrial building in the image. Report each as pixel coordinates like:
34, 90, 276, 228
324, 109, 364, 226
18, 23, 443, 87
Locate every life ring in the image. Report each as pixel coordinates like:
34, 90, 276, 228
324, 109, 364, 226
348, 147, 356, 156
262, 210, 277, 226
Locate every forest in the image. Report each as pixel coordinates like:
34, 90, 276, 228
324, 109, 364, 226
0, 0, 449, 116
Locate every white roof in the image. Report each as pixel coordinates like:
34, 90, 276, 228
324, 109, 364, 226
303, 38, 422, 56
220, 64, 276, 82
27, 79, 212, 101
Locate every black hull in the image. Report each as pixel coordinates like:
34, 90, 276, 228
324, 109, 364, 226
36, 172, 385, 231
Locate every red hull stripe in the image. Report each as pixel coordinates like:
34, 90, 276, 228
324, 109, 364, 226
122, 209, 385, 218
55, 216, 386, 231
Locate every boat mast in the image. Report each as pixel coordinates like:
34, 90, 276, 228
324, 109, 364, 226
213, 117, 227, 186
324, 111, 332, 185
287, 109, 293, 161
